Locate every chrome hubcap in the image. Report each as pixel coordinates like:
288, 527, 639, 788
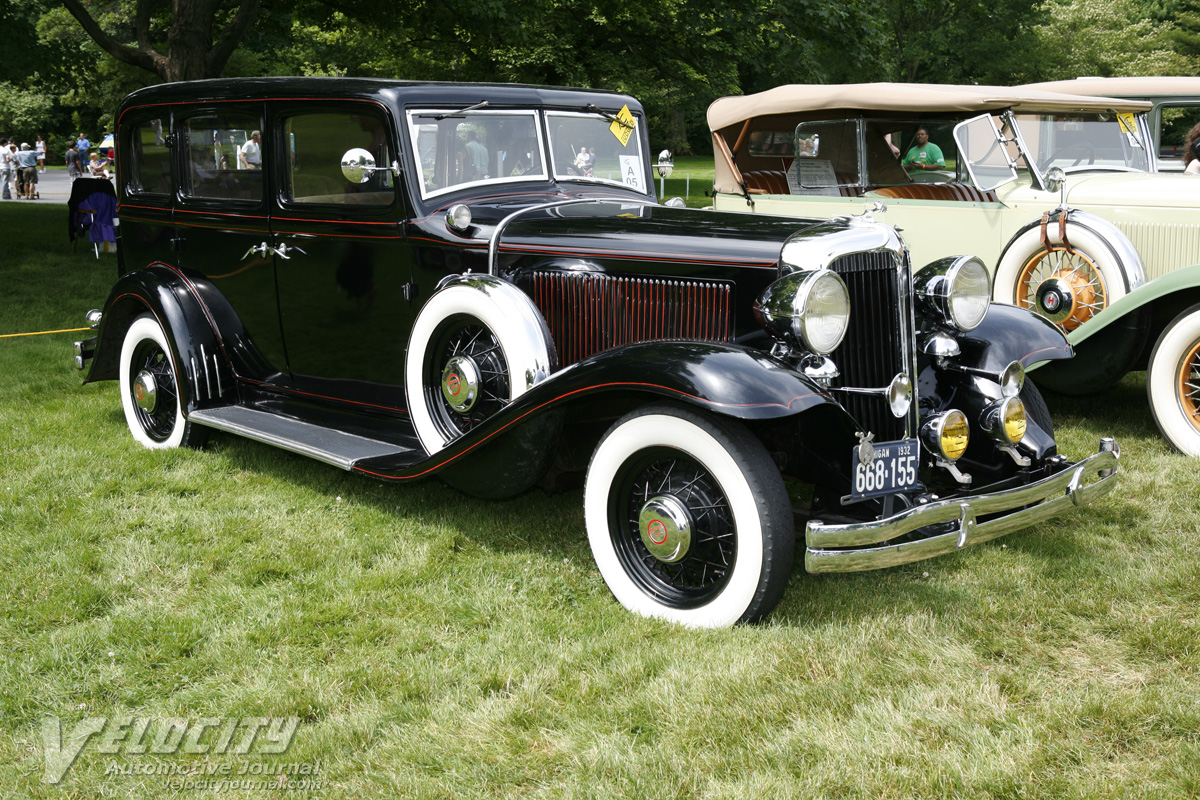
1035, 278, 1075, 325
441, 356, 480, 413
638, 494, 694, 563
133, 370, 158, 413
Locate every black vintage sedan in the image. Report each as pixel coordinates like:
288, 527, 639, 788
74, 78, 1119, 627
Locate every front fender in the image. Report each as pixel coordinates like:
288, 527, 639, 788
1067, 262, 1200, 346
539, 340, 842, 421
953, 303, 1073, 372
86, 264, 236, 412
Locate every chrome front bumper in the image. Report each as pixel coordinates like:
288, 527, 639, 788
804, 438, 1120, 573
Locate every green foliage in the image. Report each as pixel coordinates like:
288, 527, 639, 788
1024, 0, 1193, 79
0, 83, 55, 140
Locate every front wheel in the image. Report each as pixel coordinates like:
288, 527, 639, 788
994, 221, 1133, 331
118, 314, 205, 449
584, 404, 794, 627
1147, 303, 1200, 456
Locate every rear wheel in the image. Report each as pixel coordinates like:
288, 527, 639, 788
1148, 303, 1200, 456
118, 314, 205, 449
584, 404, 794, 627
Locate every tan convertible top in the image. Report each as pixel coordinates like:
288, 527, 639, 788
1022, 76, 1200, 98
707, 82, 1151, 131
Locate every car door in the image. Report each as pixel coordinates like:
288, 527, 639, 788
268, 101, 416, 413
172, 104, 289, 384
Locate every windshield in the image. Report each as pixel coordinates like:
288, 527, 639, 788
406, 109, 546, 199
1015, 112, 1151, 173
546, 111, 648, 193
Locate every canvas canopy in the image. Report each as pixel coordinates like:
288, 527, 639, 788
707, 83, 1151, 133
1022, 77, 1200, 98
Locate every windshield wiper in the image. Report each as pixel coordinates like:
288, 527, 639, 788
422, 101, 490, 121
586, 103, 634, 129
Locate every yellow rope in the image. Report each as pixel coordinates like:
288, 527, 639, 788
0, 327, 91, 339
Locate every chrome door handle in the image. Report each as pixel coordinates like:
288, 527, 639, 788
272, 244, 307, 260
241, 242, 271, 260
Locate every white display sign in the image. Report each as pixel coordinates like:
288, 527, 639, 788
620, 155, 645, 192
788, 159, 840, 196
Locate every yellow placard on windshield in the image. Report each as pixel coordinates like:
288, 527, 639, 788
1117, 113, 1138, 135
609, 105, 636, 147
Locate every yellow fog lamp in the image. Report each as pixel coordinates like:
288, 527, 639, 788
985, 396, 1027, 444
922, 409, 970, 461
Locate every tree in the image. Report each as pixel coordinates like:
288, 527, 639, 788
60, 0, 263, 82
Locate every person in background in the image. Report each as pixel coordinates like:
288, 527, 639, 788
238, 130, 262, 169
1, 139, 12, 199
76, 132, 90, 153
66, 142, 83, 181
87, 150, 109, 179
16, 143, 39, 198
1184, 122, 1200, 176
901, 127, 945, 173
35, 135, 46, 172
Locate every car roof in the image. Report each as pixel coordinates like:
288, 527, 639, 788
707, 82, 1151, 131
1022, 76, 1200, 99
119, 77, 642, 116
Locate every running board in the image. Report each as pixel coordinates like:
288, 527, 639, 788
189, 406, 418, 470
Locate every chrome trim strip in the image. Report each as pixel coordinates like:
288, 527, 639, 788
804, 441, 1119, 573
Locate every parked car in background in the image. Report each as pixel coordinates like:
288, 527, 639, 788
708, 83, 1200, 455
1023, 77, 1200, 172
72, 78, 1119, 627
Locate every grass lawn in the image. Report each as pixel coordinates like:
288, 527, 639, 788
2, 202, 1200, 798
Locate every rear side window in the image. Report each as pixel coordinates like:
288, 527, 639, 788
181, 111, 263, 202
128, 118, 171, 195
282, 109, 396, 207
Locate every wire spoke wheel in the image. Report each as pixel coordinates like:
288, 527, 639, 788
610, 448, 737, 608
1015, 246, 1108, 331
423, 314, 510, 441
128, 339, 180, 442
1176, 338, 1200, 435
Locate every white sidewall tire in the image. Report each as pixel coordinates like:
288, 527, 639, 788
1148, 304, 1200, 457
119, 314, 187, 449
405, 281, 552, 454
994, 224, 1131, 310
584, 408, 790, 628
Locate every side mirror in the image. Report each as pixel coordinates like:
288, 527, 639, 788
1044, 166, 1066, 194
341, 148, 377, 184
655, 149, 674, 179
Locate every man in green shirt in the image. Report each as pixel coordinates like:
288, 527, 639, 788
901, 127, 945, 172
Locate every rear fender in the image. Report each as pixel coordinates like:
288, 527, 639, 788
86, 264, 236, 412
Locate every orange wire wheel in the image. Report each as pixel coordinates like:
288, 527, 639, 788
1176, 337, 1200, 435
1015, 246, 1108, 331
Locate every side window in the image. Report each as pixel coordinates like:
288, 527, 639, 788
1159, 104, 1200, 163
283, 110, 395, 206
129, 118, 170, 196
181, 112, 263, 202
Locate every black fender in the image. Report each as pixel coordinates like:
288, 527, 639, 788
355, 340, 852, 489
953, 303, 1073, 373
917, 305, 1068, 482
85, 263, 238, 413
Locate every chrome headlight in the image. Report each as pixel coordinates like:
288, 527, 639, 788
986, 396, 1027, 444
754, 269, 850, 355
914, 255, 991, 332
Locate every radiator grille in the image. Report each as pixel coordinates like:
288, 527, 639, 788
828, 251, 908, 442
527, 271, 733, 367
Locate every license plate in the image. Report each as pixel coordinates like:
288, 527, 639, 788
851, 439, 920, 499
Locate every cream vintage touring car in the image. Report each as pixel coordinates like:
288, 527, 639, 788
708, 82, 1200, 456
